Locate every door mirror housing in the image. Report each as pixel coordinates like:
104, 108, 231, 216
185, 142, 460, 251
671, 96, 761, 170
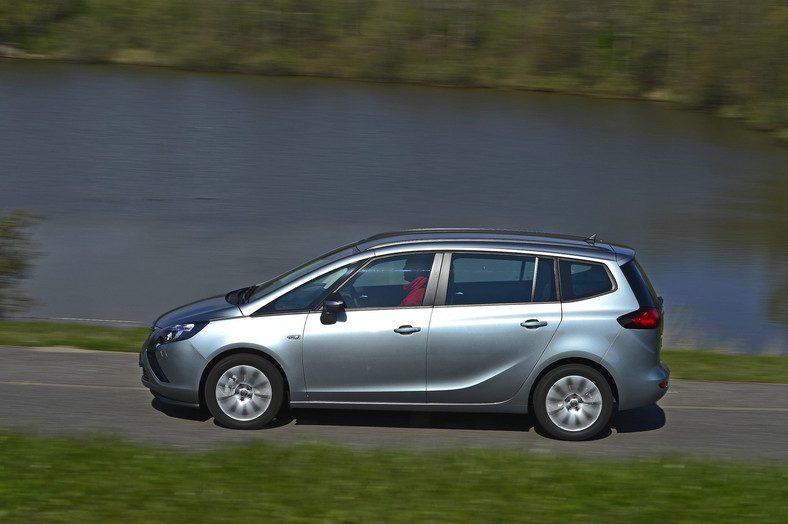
323, 292, 346, 312
320, 293, 346, 324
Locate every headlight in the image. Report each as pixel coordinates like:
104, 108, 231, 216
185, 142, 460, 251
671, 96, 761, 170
153, 322, 207, 348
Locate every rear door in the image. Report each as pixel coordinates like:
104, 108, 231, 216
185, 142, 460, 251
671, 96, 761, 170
426, 253, 561, 404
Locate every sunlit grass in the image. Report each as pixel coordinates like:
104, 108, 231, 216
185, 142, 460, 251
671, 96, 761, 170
0, 431, 785, 523
661, 350, 788, 384
0, 321, 148, 352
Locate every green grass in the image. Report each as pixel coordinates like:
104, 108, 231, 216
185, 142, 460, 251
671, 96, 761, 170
661, 350, 788, 384
0, 432, 785, 523
1, 322, 786, 383
0, 321, 148, 352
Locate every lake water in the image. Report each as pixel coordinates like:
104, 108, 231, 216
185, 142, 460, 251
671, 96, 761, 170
1, 60, 786, 353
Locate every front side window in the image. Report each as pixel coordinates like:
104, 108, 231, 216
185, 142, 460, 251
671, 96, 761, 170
336, 253, 434, 308
255, 264, 359, 314
248, 245, 357, 301
559, 259, 614, 301
446, 254, 556, 305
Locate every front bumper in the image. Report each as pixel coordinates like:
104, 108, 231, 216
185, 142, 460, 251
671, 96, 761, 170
139, 337, 206, 408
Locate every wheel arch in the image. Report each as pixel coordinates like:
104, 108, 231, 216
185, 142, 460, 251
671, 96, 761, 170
528, 357, 619, 410
198, 347, 291, 410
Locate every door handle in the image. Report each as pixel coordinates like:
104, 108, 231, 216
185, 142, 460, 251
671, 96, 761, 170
394, 325, 421, 335
520, 319, 548, 329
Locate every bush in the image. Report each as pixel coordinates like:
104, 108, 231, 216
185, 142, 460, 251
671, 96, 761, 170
0, 210, 43, 317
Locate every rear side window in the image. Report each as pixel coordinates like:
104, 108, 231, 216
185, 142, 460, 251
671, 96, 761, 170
621, 259, 659, 308
447, 254, 557, 305
559, 259, 613, 301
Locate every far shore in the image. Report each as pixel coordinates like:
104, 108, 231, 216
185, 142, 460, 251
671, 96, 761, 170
3, 52, 785, 146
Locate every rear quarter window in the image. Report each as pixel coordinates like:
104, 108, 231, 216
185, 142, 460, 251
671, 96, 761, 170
559, 259, 614, 301
621, 259, 659, 308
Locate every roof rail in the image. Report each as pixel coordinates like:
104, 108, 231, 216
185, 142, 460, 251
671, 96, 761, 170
360, 228, 590, 242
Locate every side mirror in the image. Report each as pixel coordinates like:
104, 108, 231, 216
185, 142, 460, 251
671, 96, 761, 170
324, 299, 345, 313
320, 293, 346, 325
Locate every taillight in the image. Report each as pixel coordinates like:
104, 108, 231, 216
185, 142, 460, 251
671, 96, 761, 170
617, 307, 660, 329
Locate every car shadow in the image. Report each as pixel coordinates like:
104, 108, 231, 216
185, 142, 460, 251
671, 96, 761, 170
287, 404, 665, 436
150, 399, 295, 429
151, 400, 665, 435
151, 398, 211, 422
609, 404, 666, 433
286, 408, 534, 432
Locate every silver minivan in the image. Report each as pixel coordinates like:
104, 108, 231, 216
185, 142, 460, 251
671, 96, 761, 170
140, 229, 669, 440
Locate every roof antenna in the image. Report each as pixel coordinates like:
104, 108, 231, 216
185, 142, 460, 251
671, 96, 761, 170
585, 233, 598, 245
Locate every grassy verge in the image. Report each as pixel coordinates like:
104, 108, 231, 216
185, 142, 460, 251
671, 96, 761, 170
0, 432, 785, 523
1, 321, 785, 383
0, 321, 148, 352
662, 350, 788, 384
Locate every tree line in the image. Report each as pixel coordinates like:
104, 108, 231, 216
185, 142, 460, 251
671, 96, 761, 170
1, 0, 787, 137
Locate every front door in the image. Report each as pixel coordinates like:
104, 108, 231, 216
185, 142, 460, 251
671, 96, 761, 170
302, 253, 438, 403
302, 308, 432, 402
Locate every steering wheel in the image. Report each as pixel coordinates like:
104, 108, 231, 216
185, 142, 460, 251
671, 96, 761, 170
340, 285, 360, 308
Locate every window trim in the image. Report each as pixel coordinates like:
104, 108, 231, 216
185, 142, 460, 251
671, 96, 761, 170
534, 256, 558, 303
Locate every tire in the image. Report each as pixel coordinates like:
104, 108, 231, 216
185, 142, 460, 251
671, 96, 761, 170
533, 364, 613, 441
205, 353, 284, 430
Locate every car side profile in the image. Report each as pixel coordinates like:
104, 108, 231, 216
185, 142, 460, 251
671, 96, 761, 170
140, 229, 669, 440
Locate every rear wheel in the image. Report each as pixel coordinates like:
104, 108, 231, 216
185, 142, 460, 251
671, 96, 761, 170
205, 354, 284, 429
533, 364, 613, 441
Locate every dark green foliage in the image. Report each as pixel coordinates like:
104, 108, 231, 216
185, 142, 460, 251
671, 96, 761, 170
0, 0, 79, 47
2, 0, 788, 133
0, 211, 43, 316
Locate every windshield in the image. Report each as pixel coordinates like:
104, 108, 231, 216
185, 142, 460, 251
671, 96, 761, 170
247, 244, 358, 302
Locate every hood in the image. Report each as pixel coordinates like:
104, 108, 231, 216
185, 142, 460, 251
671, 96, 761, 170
154, 295, 243, 328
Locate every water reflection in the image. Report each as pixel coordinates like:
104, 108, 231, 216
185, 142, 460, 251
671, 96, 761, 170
1, 61, 786, 353
709, 171, 788, 328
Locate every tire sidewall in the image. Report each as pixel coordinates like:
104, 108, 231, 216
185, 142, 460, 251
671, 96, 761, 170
533, 364, 613, 441
205, 353, 284, 430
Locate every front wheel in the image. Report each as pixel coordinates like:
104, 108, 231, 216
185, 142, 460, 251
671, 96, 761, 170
533, 364, 613, 441
205, 354, 284, 429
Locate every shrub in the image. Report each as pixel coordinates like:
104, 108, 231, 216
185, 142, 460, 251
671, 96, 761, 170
0, 210, 43, 317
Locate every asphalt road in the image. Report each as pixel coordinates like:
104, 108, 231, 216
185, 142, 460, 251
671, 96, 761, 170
1, 345, 786, 461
